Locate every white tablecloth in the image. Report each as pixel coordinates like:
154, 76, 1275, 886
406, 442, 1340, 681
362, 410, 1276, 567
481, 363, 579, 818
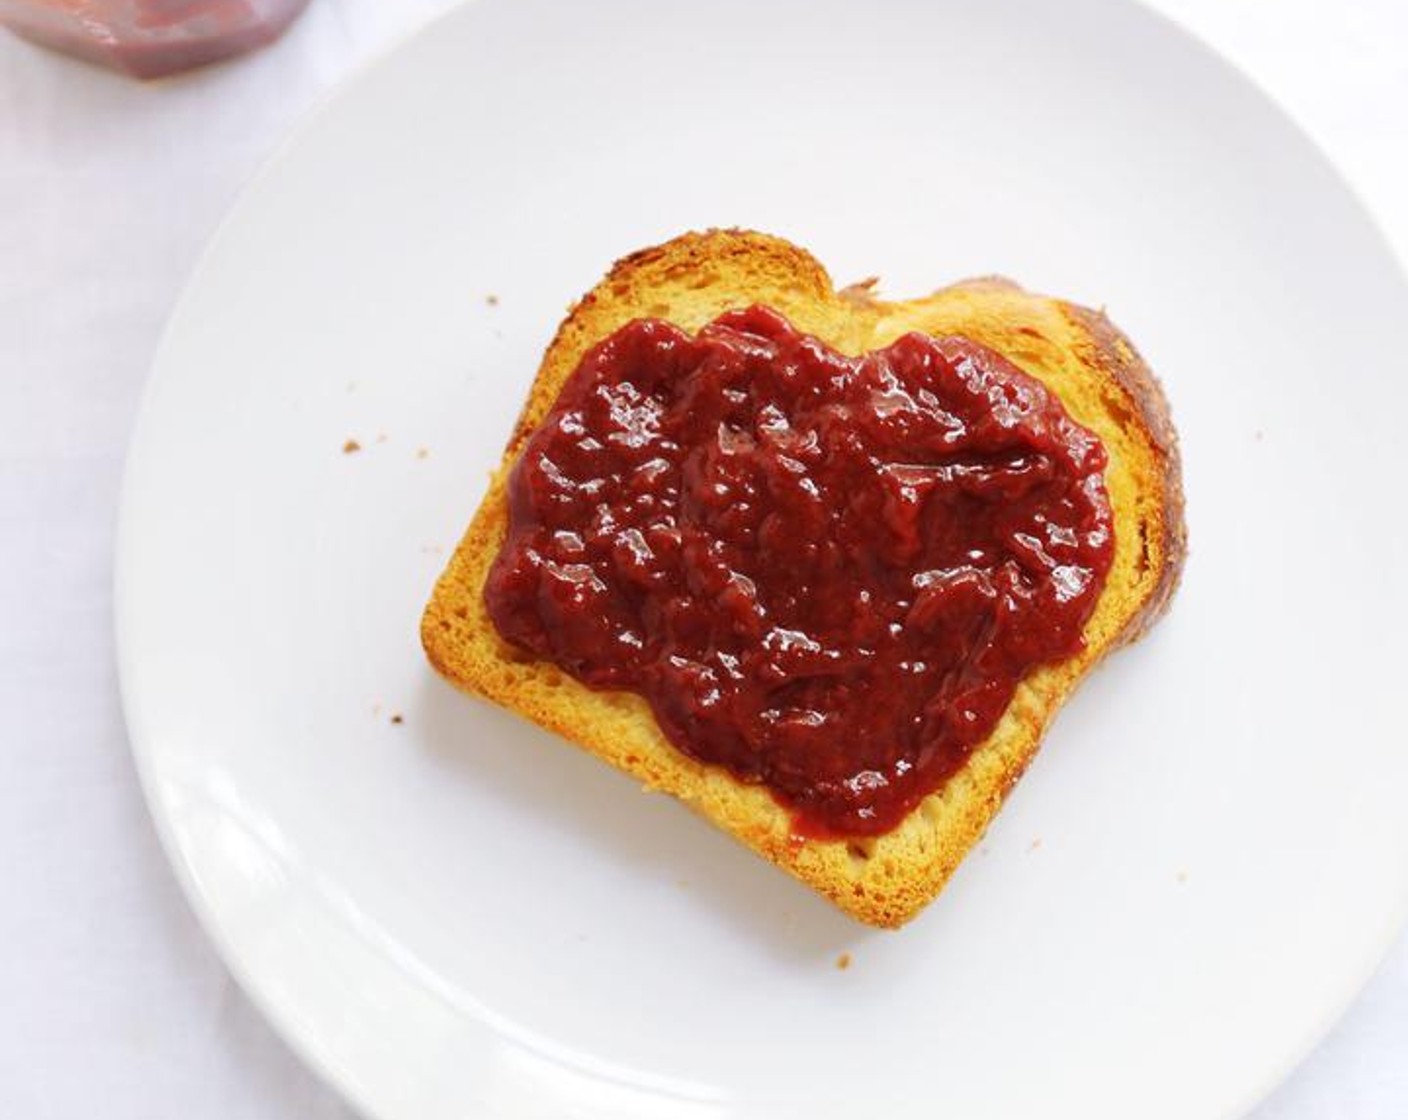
2, 1, 1404, 1115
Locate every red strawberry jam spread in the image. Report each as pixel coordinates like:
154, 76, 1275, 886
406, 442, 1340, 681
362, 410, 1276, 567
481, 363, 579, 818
484, 307, 1114, 837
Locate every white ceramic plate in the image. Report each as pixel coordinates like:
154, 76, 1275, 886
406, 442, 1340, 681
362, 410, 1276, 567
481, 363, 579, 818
116, 1, 1408, 1117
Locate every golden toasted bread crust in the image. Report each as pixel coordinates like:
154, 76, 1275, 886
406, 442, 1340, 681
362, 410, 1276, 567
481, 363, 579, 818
1060, 301, 1186, 644
422, 230, 1186, 928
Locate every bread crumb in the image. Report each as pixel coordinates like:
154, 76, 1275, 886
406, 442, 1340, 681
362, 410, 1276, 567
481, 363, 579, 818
1176, 870, 1188, 884
376, 432, 388, 444
486, 294, 499, 307
390, 713, 404, 725
420, 544, 443, 555
342, 439, 361, 454
1254, 430, 1265, 442
835, 953, 852, 971
415, 447, 429, 460
1028, 837, 1042, 852
346, 380, 358, 393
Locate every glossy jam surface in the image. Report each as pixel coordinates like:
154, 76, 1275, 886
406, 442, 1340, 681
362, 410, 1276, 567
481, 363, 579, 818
485, 307, 1114, 836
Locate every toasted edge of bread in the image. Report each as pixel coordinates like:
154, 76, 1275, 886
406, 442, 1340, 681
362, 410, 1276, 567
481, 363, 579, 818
422, 229, 1186, 928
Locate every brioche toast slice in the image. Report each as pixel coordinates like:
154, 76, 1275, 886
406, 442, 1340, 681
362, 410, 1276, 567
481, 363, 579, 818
422, 229, 1184, 928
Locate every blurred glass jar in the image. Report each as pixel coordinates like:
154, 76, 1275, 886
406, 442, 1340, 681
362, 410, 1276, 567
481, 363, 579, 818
0, 0, 311, 79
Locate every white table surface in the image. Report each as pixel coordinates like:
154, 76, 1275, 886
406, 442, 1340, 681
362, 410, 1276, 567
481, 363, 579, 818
2, 1, 1404, 1116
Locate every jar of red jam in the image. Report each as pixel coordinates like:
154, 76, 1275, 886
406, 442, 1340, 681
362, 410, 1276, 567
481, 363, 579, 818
0, 0, 310, 79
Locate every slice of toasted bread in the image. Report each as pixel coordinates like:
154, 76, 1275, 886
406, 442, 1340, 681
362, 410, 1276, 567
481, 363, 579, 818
423, 229, 1185, 928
